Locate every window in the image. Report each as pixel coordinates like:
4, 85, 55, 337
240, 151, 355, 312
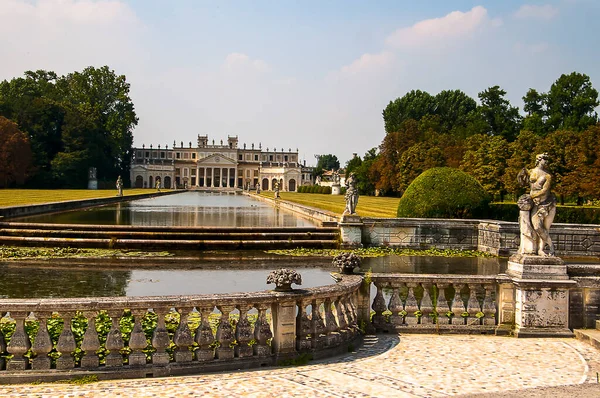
191, 169, 196, 176
167, 152, 172, 159
175, 168, 181, 175
192, 153, 196, 159
161, 152, 165, 159
284, 155, 288, 162
246, 154, 250, 161
269, 155, 273, 161
238, 169, 243, 177
184, 168, 188, 176
254, 154, 259, 161
184, 153, 189, 159
176, 152, 180, 159
137, 151, 142, 158
246, 170, 250, 177
145, 151, 150, 158
254, 170, 259, 177
239, 154, 243, 160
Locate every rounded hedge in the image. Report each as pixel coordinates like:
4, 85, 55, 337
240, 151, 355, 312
397, 167, 490, 219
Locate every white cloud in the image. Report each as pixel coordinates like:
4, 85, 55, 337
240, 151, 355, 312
514, 4, 559, 20
386, 6, 495, 49
223, 53, 270, 73
0, 0, 142, 79
339, 51, 393, 77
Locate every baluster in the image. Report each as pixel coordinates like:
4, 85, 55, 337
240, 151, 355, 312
253, 304, 272, 357
388, 285, 404, 327
54, 312, 77, 369
173, 307, 194, 363
215, 305, 235, 359
335, 296, 349, 331
235, 305, 253, 358
371, 282, 387, 330
310, 299, 327, 349
80, 311, 100, 368
7, 311, 31, 370
0, 313, 6, 370
128, 309, 148, 366
404, 283, 419, 325
467, 284, 482, 326
324, 298, 340, 346
435, 283, 450, 325
31, 312, 53, 370
195, 307, 215, 361
296, 300, 312, 351
482, 284, 497, 326
105, 309, 124, 367
451, 283, 466, 325
420, 283, 434, 325
151, 308, 171, 365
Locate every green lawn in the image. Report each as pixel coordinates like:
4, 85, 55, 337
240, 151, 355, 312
0, 189, 166, 207
259, 192, 400, 218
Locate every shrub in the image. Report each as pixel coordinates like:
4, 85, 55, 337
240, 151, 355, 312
489, 203, 600, 224
323, 186, 332, 194
298, 186, 305, 193
397, 167, 490, 219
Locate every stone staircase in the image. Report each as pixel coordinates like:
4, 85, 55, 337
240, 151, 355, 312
0, 222, 340, 250
574, 320, 600, 350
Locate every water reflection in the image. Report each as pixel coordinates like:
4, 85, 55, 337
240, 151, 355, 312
361, 255, 507, 275
0, 263, 335, 299
12, 192, 317, 227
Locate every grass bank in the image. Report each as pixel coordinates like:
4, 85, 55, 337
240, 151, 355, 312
0, 189, 167, 207
258, 192, 400, 218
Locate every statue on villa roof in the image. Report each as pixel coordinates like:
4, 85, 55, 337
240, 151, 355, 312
516, 153, 556, 256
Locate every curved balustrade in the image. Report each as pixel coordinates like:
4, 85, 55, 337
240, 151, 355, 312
367, 274, 500, 333
0, 275, 362, 383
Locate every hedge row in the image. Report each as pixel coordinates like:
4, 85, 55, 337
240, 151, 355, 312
488, 203, 600, 224
297, 185, 332, 194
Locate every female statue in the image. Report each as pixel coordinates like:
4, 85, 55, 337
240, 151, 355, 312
517, 153, 556, 256
343, 172, 358, 215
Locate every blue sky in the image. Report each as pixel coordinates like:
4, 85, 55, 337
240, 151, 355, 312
1, 0, 598, 164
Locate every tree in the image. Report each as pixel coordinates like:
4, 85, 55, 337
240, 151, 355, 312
477, 86, 522, 141
354, 148, 378, 195
503, 130, 539, 199
0, 116, 32, 187
382, 90, 436, 134
460, 134, 510, 200
434, 89, 478, 133
545, 72, 599, 132
344, 153, 362, 176
315, 154, 340, 176
396, 141, 445, 194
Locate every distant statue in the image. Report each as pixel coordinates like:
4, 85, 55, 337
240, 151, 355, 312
274, 181, 280, 199
315, 176, 321, 185
88, 167, 97, 180
116, 175, 123, 197
332, 169, 341, 185
155, 179, 161, 192
343, 172, 358, 215
516, 153, 556, 256
256, 183, 261, 194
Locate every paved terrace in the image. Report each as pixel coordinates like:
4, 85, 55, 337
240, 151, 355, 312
1, 334, 599, 397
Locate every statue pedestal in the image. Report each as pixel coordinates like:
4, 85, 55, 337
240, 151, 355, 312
506, 254, 575, 338
339, 215, 362, 248
331, 184, 341, 195
88, 179, 98, 190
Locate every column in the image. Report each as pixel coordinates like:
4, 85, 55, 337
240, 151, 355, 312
211, 168, 215, 187
196, 167, 200, 186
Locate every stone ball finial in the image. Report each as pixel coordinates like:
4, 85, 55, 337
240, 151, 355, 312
332, 252, 362, 274
267, 269, 302, 292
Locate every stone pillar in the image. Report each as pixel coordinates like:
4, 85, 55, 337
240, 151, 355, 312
339, 215, 363, 248
506, 254, 575, 337
211, 168, 215, 187
271, 299, 297, 355
196, 167, 200, 186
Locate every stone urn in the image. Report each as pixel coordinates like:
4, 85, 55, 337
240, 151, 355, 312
332, 252, 362, 274
267, 269, 302, 292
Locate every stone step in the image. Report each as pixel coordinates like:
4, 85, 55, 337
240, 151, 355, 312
0, 228, 338, 241
574, 329, 600, 351
0, 236, 340, 250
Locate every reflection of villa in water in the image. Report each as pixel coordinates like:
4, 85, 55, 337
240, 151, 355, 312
130, 135, 314, 191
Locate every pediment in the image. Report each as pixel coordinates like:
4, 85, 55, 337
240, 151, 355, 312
197, 153, 237, 165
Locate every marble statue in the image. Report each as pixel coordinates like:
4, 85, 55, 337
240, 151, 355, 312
274, 181, 280, 199
116, 176, 123, 197
517, 153, 556, 256
332, 170, 341, 185
343, 172, 358, 215
256, 183, 261, 194
315, 176, 321, 185
155, 179, 161, 192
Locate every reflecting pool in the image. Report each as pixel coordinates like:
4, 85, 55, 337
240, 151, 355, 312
12, 192, 317, 227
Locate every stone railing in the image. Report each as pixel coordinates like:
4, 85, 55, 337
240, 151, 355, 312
0, 275, 362, 384
362, 274, 504, 334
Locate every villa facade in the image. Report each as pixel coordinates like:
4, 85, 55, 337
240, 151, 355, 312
130, 135, 314, 191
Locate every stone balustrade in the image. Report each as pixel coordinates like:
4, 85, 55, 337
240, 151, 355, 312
364, 274, 504, 334
0, 275, 362, 383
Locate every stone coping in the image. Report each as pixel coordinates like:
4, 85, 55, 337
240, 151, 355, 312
246, 192, 340, 223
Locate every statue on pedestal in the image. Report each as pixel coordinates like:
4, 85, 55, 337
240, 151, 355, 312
516, 153, 556, 256
155, 179, 161, 192
116, 175, 123, 197
343, 172, 358, 215
273, 181, 280, 199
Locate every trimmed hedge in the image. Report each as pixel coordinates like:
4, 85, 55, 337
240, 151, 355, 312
397, 167, 490, 219
489, 203, 600, 224
296, 185, 332, 194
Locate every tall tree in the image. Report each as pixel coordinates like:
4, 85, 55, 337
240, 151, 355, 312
382, 90, 436, 134
355, 148, 378, 195
0, 116, 33, 187
344, 153, 362, 176
545, 72, 599, 132
434, 89, 478, 133
315, 154, 340, 176
477, 86, 522, 141
503, 130, 539, 199
460, 134, 510, 200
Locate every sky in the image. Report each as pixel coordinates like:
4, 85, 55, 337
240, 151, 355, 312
0, 0, 598, 166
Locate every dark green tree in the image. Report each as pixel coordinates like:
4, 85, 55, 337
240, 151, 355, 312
382, 90, 436, 134
477, 86, 522, 141
545, 72, 599, 132
433, 89, 478, 133
344, 153, 362, 176
315, 154, 340, 176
